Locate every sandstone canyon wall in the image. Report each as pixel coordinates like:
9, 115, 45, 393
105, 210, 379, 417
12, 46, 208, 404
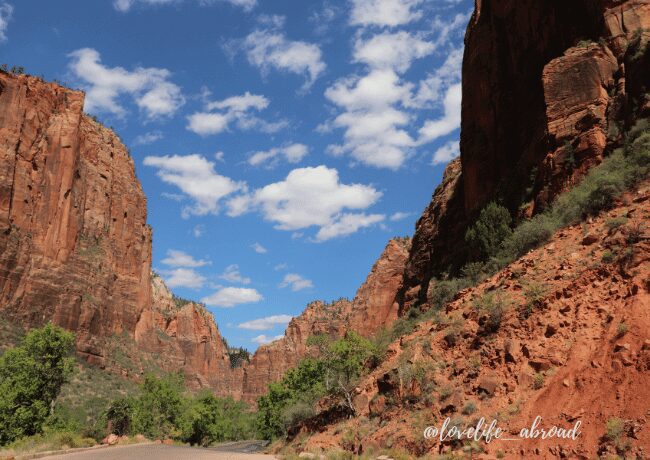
399, 0, 650, 312
0, 72, 232, 388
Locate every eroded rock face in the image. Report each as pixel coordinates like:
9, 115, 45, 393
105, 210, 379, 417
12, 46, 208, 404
0, 72, 231, 388
0, 72, 152, 359
237, 238, 411, 402
398, 0, 650, 312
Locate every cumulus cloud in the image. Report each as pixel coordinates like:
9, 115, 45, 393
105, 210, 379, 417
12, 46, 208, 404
68, 48, 184, 119
251, 334, 284, 345
431, 140, 459, 165
162, 249, 210, 267
238, 314, 293, 330
162, 268, 206, 289
410, 47, 463, 109
353, 31, 434, 73
143, 154, 244, 217
201, 287, 263, 307
251, 243, 267, 254
316, 213, 385, 241
0, 3, 13, 42
187, 92, 286, 136
113, 0, 255, 12
219, 264, 251, 284
417, 83, 461, 144
325, 69, 415, 169
248, 143, 309, 167
226, 165, 384, 241
236, 21, 325, 89
279, 273, 314, 291
133, 131, 163, 146
349, 0, 423, 27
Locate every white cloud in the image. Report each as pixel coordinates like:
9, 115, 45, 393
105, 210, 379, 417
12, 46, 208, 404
192, 224, 205, 238
417, 83, 461, 144
214, 151, 225, 162
431, 140, 459, 165
143, 154, 244, 217
0, 2, 13, 42
410, 47, 463, 109
349, 0, 423, 27
162, 268, 206, 289
201, 287, 263, 307
114, 0, 256, 12
251, 334, 284, 345
133, 130, 163, 146
315, 213, 384, 241
239, 24, 325, 89
248, 143, 309, 167
162, 249, 210, 267
251, 243, 267, 254
353, 31, 434, 73
219, 264, 251, 284
187, 92, 287, 136
68, 48, 184, 119
238, 314, 293, 330
389, 211, 411, 221
274, 263, 288, 271
226, 165, 384, 240
325, 69, 415, 169
430, 12, 471, 49
279, 273, 314, 291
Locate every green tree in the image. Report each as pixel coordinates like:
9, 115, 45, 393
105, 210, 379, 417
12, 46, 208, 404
179, 393, 255, 446
130, 373, 185, 439
256, 358, 326, 440
465, 202, 513, 259
105, 397, 134, 436
326, 332, 375, 415
0, 323, 75, 445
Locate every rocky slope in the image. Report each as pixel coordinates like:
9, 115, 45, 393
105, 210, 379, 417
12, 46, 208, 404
0, 71, 231, 388
295, 182, 650, 459
400, 0, 650, 312
234, 238, 411, 402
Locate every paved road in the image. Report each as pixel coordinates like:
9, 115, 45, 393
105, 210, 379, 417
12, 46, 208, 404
44, 443, 277, 460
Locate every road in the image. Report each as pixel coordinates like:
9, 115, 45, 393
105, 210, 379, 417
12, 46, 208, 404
43, 442, 277, 460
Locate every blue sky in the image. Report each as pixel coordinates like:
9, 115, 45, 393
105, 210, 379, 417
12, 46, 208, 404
1, 0, 471, 350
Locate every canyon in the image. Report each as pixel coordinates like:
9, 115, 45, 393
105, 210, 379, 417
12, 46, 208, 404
0, 0, 649, 456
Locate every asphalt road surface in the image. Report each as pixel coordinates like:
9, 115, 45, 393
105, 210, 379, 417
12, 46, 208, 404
44, 442, 276, 460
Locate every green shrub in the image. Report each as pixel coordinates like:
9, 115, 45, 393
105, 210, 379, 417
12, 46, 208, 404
602, 250, 615, 264
465, 202, 513, 259
616, 322, 628, 337
606, 417, 624, 441
473, 293, 509, 334
106, 397, 134, 436
0, 324, 75, 445
462, 401, 477, 415
130, 373, 185, 439
429, 277, 471, 310
533, 373, 545, 390
605, 216, 628, 231
522, 282, 546, 318
178, 393, 255, 446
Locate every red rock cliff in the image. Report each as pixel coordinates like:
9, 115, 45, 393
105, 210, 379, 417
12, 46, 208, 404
0, 72, 231, 387
399, 0, 650, 312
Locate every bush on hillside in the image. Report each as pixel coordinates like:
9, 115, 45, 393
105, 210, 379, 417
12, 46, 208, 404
465, 202, 513, 259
